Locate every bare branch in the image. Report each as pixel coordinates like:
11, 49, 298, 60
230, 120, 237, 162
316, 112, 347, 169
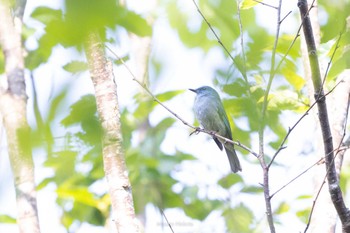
191, 0, 246, 80
253, 0, 278, 9
105, 46, 259, 158
304, 173, 327, 233
160, 208, 175, 233
321, 32, 342, 86
273, 0, 316, 76
237, 0, 247, 80
280, 11, 292, 24
269, 80, 344, 167
270, 158, 323, 199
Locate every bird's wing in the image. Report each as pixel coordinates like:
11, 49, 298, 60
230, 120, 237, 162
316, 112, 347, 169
217, 100, 233, 139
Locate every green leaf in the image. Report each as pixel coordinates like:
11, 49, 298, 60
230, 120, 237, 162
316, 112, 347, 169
57, 186, 98, 208
281, 59, 305, 91
0, 214, 16, 224
156, 90, 184, 102
185, 199, 221, 220
283, 69, 305, 91
297, 208, 311, 223
223, 204, 254, 233
240, 185, 263, 194
275, 202, 290, 214
223, 79, 250, 97
297, 195, 312, 200
266, 90, 308, 112
63, 61, 88, 74
218, 173, 243, 189
30, 6, 63, 24
239, 0, 259, 9
116, 8, 152, 37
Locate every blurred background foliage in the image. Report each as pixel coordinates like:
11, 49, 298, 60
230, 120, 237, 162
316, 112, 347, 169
1, 0, 350, 232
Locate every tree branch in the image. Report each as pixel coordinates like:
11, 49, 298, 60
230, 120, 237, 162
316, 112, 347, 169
191, 0, 247, 81
105, 46, 259, 158
269, 79, 344, 167
298, 0, 350, 231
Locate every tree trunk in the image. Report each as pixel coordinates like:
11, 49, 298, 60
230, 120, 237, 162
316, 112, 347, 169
0, 1, 41, 233
84, 32, 142, 233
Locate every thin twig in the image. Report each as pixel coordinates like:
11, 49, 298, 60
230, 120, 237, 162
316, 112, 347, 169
160, 208, 174, 233
273, 0, 317, 77
321, 32, 343, 87
270, 140, 346, 199
193, 127, 259, 157
191, 0, 241, 78
268, 79, 344, 167
280, 11, 292, 24
303, 174, 327, 233
272, 95, 350, 199
269, 0, 338, 167
105, 45, 259, 157
237, 0, 247, 81
270, 158, 323, 199
304, 131, 350, 233
253, 0, 278, 9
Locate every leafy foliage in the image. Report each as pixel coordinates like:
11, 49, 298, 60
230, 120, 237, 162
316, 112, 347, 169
2, 0, 346, 232
26, 0, 151, 70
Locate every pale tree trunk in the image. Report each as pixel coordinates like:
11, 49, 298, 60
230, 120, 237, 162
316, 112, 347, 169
0, 1, 41, 233
84, 32, 142, 233
299, 0, 350, 232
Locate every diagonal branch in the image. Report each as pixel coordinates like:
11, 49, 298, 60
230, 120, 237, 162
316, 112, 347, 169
269, 79, 344, 167
298, 0, 350, 231
191, 0, 246, 81
106, 46, 258, 158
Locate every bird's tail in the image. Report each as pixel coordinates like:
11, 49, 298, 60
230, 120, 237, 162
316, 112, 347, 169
224, 145, 242, 173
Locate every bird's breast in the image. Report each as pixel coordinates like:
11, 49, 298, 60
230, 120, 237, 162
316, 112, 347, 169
193, 96, 225, 134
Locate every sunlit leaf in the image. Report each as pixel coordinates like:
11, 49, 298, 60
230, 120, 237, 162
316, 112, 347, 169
275, 202, 290, 214
223, 204, 254, 232
297, 209, 311, 223
30, 6, 62, 24
63, 61, 88, 74
266, 90, 308, 112
156, 90, 184, 102
185, 199, 221, 220
57, 186, 98, 208
239, 0, 259, 10
0, 215, 16, 224
241, 185, 263, 193
218, 173, 243, 189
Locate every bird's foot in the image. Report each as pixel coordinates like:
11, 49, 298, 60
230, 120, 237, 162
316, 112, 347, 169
189, 127, 201, 136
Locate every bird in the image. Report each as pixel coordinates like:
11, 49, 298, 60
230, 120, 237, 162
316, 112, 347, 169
189, 86, 242, 173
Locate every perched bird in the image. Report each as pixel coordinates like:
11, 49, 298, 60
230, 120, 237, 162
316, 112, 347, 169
190, 86, 242, 173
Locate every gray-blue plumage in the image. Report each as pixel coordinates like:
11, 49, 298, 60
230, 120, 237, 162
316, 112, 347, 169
190, 86, 242, 173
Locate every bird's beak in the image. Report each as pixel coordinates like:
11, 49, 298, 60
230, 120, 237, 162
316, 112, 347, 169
189, 88, 197, 93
